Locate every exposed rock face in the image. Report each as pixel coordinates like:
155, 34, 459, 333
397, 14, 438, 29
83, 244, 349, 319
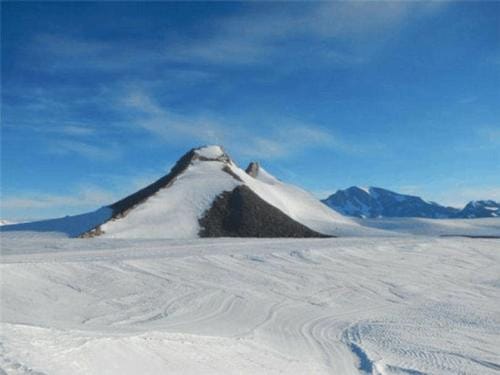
460, 200, 500, 218
245, 162, 260, 178
199, 185, 331, 238
4, 144, 352, 238
323, 186, 500, 219
80, 146, 236, 237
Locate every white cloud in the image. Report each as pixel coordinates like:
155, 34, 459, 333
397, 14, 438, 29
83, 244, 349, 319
165, 2, 447, 67
122, 90, 349, 160
48, 140, 122, 161
60, 125, 95, 136
28, 2, 447, 72
1, 186, 116, 211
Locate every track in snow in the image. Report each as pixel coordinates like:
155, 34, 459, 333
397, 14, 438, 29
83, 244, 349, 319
1, 235, 499, 374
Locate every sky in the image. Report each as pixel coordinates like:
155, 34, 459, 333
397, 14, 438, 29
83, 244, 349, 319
1, 1, 500, 220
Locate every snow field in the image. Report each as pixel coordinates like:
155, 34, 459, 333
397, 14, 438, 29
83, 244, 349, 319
1, 236, 499, 374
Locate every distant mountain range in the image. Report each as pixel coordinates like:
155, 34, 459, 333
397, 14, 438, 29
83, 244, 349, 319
322, 186, 499, 219
2, 147, 499, 240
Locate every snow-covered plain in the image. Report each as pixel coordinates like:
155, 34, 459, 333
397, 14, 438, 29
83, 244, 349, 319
1, 234, 499, 374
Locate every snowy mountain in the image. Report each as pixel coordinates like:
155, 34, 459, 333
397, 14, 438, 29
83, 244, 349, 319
459, 200, 500, 218
323, 186, 460, 219
1, 146, 370, 238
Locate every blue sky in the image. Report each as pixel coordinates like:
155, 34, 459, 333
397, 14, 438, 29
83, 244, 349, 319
1, 1, 499, 220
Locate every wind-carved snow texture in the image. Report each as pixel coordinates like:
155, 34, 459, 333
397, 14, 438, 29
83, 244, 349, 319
1, 235, 499, 374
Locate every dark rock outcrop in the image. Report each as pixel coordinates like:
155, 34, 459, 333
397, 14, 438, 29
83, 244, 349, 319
199, 185, 331, 238
109, 147, 231, 219
79, 146, 237, 237
459, 200, 500, 218
245, 162, 260, 178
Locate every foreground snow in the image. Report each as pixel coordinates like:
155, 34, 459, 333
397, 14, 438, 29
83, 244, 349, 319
1, 235, 499, 374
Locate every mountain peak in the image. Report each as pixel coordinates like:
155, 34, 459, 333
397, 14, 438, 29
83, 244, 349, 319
245, 162, 260, 177
193, 145, 230, 163
345, 186, 371, 194
323, 186, 459, 219
461, 200, 500, 218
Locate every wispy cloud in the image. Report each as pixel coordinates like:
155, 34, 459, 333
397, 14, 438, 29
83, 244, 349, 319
479, 127, 500, 145
27, 2, 446, 72
397, 183, 500, 208
167, 2, 443, 66
48, 140, 122, 161
122, 89, 361, 160
1, 186, 115, 210
0, 185, 119, 220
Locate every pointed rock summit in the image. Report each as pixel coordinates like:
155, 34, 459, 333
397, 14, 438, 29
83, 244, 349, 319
245, 162, 260, 178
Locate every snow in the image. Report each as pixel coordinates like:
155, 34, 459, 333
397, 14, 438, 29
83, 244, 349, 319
359, 186, 371, 194
0, 207, 112, 238
356, 217, 500, 237
2, 150, 498, 239
101, 160, 240, 239
230, 164, 378, 236
194, 145, 225, 159
96, 156, 376, 238
1, 234, 499, 374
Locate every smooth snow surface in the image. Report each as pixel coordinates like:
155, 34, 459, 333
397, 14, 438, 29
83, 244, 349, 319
0, 207, 112, 237
1, 235, 499, 374
357, 217, 500, 237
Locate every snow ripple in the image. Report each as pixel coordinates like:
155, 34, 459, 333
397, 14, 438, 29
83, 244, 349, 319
1, 236, 499, 374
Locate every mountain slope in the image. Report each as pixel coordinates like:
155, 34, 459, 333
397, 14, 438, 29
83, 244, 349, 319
323, 186, 459, 219
459, 200, 500, 218
239, 162, 356, 235
1, 146, 368, 238
199, 185, 329, 237
98, 147, 365, 238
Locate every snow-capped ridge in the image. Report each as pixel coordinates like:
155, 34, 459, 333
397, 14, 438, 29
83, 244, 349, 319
460, 200, 500, 218
193, 145, 231, 162
323, 186, 460, 219
324, 186, 500, 219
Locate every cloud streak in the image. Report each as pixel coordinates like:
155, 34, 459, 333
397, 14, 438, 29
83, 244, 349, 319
122, 90, 357, 160
48, 140, 122, 161
29, 2, 447, 72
